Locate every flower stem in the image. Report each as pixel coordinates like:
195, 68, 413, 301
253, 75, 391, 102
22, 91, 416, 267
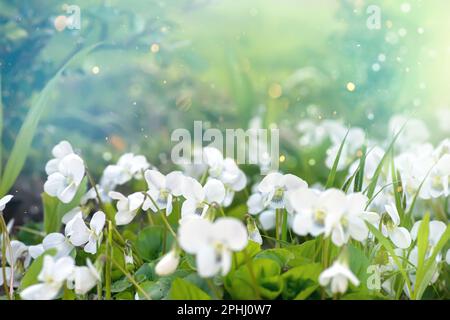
0, 215, 13, 299
107, 254, 151, 300
85, 166, 106, 212
145, 192, 177, 238
206, 278, 221, 300
281, 209, 288, 244
275, 208, 282, 248
104, 221, 113, 300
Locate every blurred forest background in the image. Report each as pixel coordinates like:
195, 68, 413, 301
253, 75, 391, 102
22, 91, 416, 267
1, 0, 450, 224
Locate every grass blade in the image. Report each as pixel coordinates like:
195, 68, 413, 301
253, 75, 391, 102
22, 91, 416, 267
325, 129, 349, 188
366, 223, 412, 295
365, 122, 406, 199
390, 149, 405, 223
414, 222, 449, 299
412, 213, 429, 299
354, 143, 367, 192
0, 44, 99, 197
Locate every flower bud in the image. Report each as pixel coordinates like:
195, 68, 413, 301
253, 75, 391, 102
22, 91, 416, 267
247, 216, 263, 245
155, 249, 180, 276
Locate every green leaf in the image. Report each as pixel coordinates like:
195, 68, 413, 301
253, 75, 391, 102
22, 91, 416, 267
226, 258, 283, 300
135, 225, 173, 261
414, 223, 450, 299
365, 125, 405, 199
230, 240, 261, 271
183, 273, 221, 298
294, 284, 320, 300
226, 203, 247, 220
19, 249, 57, 291
325, 129, 349, 188
0, 44, 99, 197
42, 177, 87, 233
348, 244, 371, 291
255, 248, 294, 268
414, 213, 430, 295
168, 278, 211, 300
111, 277, 133, 293
390, 151, 405, 223
286, 239, 317, 267
281, 263, 322, 300
354, 144, 367, 192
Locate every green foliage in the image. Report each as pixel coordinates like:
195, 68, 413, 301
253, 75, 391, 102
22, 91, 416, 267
168, 278, 211, 300
135, 225, 174, 261
281, 263, 322, 300
226, 258, 283, 300
325, 130, 349, 188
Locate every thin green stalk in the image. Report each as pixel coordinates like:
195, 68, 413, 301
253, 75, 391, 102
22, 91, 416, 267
85, 167, 106, 212
275, 208, 282, 248
218, 205, 226, 217
322, 237, 330, 269
108, 254, 151, 300
104, 221, 113, 300
199, 170, 208, 185
0, 215, 13, 299
281, 209, 288, 244
1, 225, 10, 299
206, 278, 221, 300
145, 192, 177, 238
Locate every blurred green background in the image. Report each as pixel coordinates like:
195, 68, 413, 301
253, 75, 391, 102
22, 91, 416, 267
1, 0, 450, 220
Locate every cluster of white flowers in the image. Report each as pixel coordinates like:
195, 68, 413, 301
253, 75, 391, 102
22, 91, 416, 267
0, 195, 101, 299
20, 255, 100, 300
290, 188, 370, 246
44, 141, 85, 204
29, 209, 105, 257
0, 113, 448, 300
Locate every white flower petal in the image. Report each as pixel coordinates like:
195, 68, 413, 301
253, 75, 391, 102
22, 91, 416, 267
74, 266, 98, 295
196, 246, 220, 278
348, 217, 369, 242
212, 218, 248, 251
145, 170, 166, 191
204, 179, 225, 204
166, 171, 185, 196
67, 217, 90, 246
90, 211, 105, 235
178, 219, 212, 254
385, 204, 400, 226
282, 174, 308, 191
44, 173, 66, 197
389, 227, 411, 249
182, 177, 205, 201
20, 283, 61, 300
52, 141, 74, 159
0, 194, 13, 211
52, 256, 75, 282
155, 250, 180, 276
292, 213, 312, 236
259, 210, 276, 230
